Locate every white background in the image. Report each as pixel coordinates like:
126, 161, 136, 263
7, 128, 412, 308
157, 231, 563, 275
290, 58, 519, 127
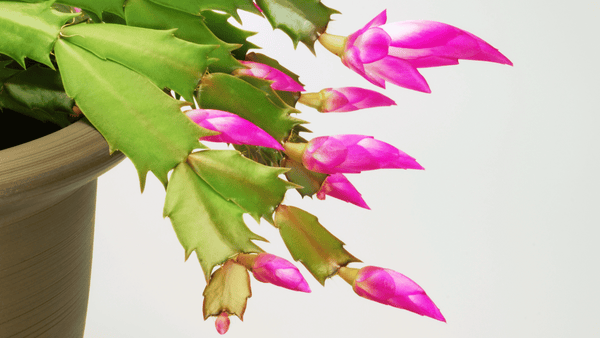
86, 0, 600, 337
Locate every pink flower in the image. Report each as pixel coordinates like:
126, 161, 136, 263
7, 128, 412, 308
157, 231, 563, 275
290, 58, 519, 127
185, 109, 284, 150
235, 61, 305, 92
215, 312, 230, 335
301, 135, 424, 174
353, 266, 446, 322
238, 253, 311, 293
253, 2, 263, 12
317, 173, 370, 209
299, 87, 396, 113
73, 7, 82, 13
320, 10, 512, 92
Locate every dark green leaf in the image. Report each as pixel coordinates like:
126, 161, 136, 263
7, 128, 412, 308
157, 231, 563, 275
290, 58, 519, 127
255, 0, 339, 53
2, 64, 74, 127
201, 10, 259, 60
203, 260, 251, 319
187, 150, 296, 223
147, 0, 260, 23
274, 205, 360, 284
196, 73, 305, 142
54, 39, 211, 189
124, 0, 242, 74
164, 162, 265, 280
282, 158, 328, 197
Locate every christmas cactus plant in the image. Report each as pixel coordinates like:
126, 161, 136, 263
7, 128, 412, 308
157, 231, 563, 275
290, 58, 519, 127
0, 0, 511, 334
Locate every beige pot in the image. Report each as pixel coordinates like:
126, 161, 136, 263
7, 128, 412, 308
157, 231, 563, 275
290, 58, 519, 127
0, 120, 125, 337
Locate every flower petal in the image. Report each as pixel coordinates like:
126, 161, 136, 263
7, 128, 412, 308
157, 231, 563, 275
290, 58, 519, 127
186, 109, 284, 150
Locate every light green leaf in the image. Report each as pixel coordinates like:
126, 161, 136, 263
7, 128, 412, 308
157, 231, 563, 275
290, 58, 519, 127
255, 0, 339, 53
203, 260, 251, 319
196, 73, 305, 142
187, 150, 297, 223
124, 0, 243, 73
164, 162, 265, 280
274, 205, 360, 284
54, 39, 211, 189
147, 0, 260, 23
61, 23, 216, 101
55, 0, 125, 18
0, 0, 78, 68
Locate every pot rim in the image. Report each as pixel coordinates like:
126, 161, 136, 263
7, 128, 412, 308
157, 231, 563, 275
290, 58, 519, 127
0, 120, 125, 202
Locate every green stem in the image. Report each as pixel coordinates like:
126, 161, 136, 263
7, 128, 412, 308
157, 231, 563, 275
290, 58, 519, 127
337, 266, 359, 285
318, 33, 347, 57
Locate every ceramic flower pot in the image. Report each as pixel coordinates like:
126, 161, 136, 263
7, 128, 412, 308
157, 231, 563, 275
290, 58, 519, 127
0, 120, 125, 337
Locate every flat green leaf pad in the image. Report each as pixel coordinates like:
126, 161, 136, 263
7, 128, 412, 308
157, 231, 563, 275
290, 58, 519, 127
196, 73, 304, 142
203, 260, 251, 319
0, 1, 78, 68
61, 23, 216, 101
274, 205, 360, 284
147, 0, 260, 23
187, 150, 296, 223
2, 64, 74, 127
124, 0, 243, 74
255, 0, 339, 52
282, 158, 328, 197
164, 162, 265, 280
55, 0, 125, 18
54, 39, 209, 189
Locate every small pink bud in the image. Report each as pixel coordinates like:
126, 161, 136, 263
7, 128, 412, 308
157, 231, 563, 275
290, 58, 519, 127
215, 312, 230, 335
301, 134, 424, 174
186, 109, 283, 150
235, 61, 305, 92
73, 7, 82, 13
317, 173, 370, 209
240, 253, 311, 292
353, 266, 446, 322
320, 10, 511, 92
300, 87, 396, 113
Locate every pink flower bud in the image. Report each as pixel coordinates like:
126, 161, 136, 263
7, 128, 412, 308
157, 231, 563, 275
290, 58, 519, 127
215, 312, 230, 335
235, 61, 305, 92
186, 109, 283, 150
317, 173, 370, 209
73, 7, 82, 13
299, 87, 396, 113
353, 266, 445, 322
242, 253, 311, 292
320, 10, 511, 92
302, 135, 424, 174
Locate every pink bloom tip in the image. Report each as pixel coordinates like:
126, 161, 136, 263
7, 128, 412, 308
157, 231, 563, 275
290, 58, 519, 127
185, 109, 283, 150
317, 173, 370, 209
250, 253, 311, 292
319, 87, 397, 113
338, 10, 512, 92
236, 61, 305, 92
253, 2, 263, 12
354, 266, 446, 322
302, 134, 424, 174
215, 312, 230, 335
